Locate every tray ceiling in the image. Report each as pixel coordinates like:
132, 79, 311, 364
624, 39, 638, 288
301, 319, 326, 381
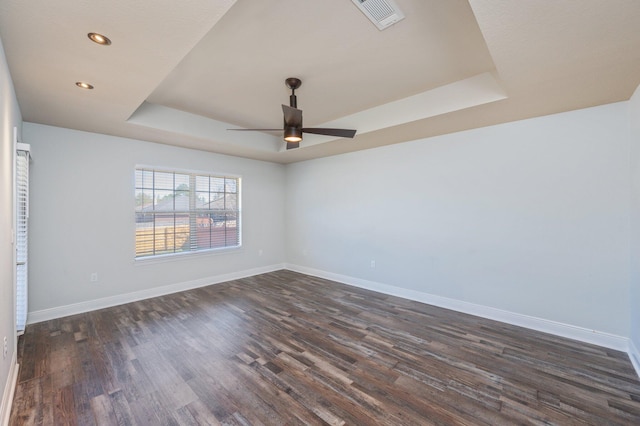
1, 0, 639, 163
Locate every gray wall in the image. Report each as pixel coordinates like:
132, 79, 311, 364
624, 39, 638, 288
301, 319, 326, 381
0, 36, 22, 419
286, 102, 631, 336
24, 123, 286, 312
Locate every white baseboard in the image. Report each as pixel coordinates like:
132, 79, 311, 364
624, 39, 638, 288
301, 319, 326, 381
27, 263, 285, 324
629, 339, 640, 379
285, 264, 630, 353
1, 352, 18, 426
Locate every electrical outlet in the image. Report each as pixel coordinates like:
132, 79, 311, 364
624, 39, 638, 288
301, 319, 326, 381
370, 260, 376, 268
258, 249, 263, 257
90, 272, 98, 282
3, 336, 7, 359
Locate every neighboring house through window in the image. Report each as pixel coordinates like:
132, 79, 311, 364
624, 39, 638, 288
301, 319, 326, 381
135, 168, 240, 258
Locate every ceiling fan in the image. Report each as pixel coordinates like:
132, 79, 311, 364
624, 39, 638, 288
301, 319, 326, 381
229, 78, 357, 150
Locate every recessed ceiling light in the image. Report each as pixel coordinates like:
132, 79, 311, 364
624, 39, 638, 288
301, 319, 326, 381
76, 81, 94, 90
88, 32, 111, 46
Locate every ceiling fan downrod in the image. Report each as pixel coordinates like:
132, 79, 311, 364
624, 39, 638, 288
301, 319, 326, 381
286, 77, 301, 109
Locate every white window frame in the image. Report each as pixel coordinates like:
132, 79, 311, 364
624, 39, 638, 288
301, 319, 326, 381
134, 166, 242, 259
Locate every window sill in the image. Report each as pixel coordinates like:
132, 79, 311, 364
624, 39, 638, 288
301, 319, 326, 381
134, 245, 243, 266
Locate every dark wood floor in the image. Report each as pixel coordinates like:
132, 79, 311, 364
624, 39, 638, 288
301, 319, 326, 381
10, 270, 640, 425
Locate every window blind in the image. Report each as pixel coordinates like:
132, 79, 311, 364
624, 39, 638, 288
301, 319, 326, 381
16, 146, 30, 333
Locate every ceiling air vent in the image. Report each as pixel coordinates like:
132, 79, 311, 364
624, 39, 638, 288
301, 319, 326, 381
352, 0, 405, 30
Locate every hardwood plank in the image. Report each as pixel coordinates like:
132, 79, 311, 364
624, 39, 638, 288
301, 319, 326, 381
89, 394, 118, 425
51, 385, 75, 426
10, 270, 640, 425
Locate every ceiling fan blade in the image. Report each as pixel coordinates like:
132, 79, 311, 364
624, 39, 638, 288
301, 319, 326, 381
302, 128, 357, 138
227, 128, 282, 131
282, 104, 302, 127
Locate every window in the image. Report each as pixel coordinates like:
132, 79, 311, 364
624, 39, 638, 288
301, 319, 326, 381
135, 168, 240, 258
16, 143, 30, 333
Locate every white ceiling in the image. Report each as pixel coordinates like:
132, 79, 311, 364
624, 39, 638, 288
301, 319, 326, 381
1, 0, 639, 164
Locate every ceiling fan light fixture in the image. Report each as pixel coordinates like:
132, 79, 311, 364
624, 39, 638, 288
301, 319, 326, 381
284, 126, 302, 142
